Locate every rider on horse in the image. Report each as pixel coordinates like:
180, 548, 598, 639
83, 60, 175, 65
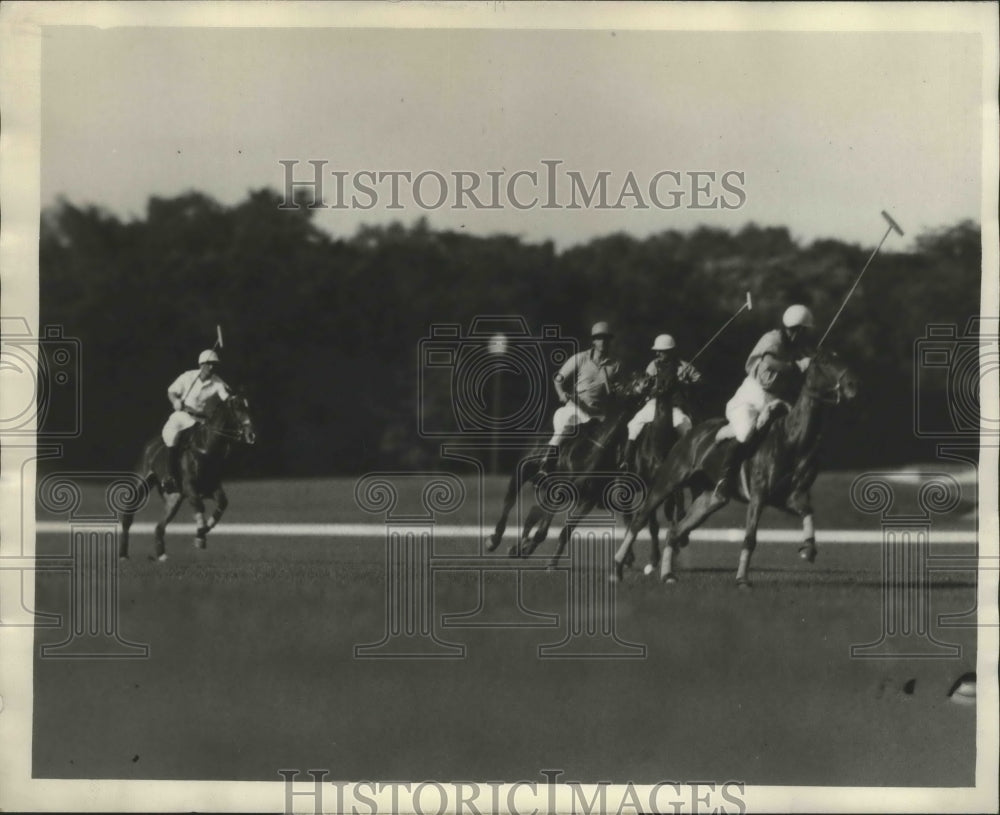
620, 333, 701, 470
538, 321, 621, 475
161, 349, 231, 492
714, 304, 816, 497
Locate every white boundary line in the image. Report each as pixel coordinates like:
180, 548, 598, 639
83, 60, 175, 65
33, 521, 978, 544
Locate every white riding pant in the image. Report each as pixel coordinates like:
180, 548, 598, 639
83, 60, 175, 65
724, 377, 780, 443
548, 401, 597, 446
626, 400, 692, 441
162, 410, 197, 446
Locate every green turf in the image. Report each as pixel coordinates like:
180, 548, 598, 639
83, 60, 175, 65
35, 470, 979, 531
31, 508, 979, 786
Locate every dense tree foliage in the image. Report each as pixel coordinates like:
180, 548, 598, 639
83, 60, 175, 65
38, 190, 982, 474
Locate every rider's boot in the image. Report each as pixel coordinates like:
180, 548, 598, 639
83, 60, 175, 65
165, 445, 183, 493
713, 440, 745, 500
619, 439, 636, 471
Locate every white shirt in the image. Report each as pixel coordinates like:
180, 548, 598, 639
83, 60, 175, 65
168, 370, 230, 416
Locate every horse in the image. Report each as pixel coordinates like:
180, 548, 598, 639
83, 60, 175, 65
119, 393, 257, 560
612, 349, 858, 587
486, 372, 657, 568
622, 377, 697, 574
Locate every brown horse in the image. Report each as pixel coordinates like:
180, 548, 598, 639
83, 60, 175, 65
489, 372, 683, 570
613, 349, 858, 586
119, 393, 256, 560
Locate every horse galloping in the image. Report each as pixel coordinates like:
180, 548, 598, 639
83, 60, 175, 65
613, 349, 858, 586
119, 393, 257, 560
493, 373, 684, 570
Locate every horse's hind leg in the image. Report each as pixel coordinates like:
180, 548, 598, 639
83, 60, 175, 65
154, 492, 183, 561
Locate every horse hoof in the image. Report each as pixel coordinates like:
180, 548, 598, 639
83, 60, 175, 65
546, 562, 558, 572
149, 553, 168, 563
623, 551, 635, 569
643, 564, 655, 576
736, 579, 752, 590
119, 554, 129, 561
661, 572, 677, 585
485, 534, 501, 552
507, 544, 520, 558
799, 546, 817, 563
194, 537, 207, 550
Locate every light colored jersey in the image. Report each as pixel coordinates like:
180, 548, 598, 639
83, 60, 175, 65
745, 330, 809, 396
168, 369, 230, 417
554, 349, 620, 413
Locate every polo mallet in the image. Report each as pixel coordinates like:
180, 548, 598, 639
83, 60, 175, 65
818, 211, 904, 347
689, 291, 753, 364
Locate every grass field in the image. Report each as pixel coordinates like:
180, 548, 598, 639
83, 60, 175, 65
32, 472, 980, 785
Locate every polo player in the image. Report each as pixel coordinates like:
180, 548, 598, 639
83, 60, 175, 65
161, 349, 231, 492
620, 333, 700, 470
714, 304, 816, 497
538, 321, 621, 475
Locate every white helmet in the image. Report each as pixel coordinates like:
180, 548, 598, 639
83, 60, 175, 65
782, 305, 815, 329
198, 349, 220, 366
652, 334, 676, 351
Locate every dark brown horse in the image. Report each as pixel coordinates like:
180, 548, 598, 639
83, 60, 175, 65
119, 393, 256, 560
613, 350, 858, 586
489, 372, 684, 570
620, 377, 696, 573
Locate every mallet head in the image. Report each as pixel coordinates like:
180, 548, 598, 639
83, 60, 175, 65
881, 210, 905, 237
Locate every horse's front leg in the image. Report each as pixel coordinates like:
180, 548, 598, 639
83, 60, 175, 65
206, 486, 228, 533
154, 492, 184, 561
645, 507, 661, 576
191, 495, 209, 549
551, 497, 596, 570
488, 468, 524, 552
736, 494, 765, 587
787, 490, 817, 563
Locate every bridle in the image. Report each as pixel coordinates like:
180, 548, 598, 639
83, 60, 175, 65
803, 364, 850, 405
199, 399, 256, 444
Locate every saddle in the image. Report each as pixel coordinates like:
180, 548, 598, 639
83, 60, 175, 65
714, 399, 791, 443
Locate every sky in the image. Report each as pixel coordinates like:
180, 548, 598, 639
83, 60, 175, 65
40, 20, 987, 250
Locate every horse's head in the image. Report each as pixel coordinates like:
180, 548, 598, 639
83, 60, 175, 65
803, 349, 859, 405
611, 371, 655, 406
216, 391, 257, 445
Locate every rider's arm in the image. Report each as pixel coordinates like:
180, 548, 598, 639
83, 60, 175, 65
746, 331, 793, 390
167, 373, 188, 411
678, 359, 701, 383
553, 353, 579, 404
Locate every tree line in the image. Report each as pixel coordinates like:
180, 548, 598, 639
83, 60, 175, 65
38, 189, 981, 475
